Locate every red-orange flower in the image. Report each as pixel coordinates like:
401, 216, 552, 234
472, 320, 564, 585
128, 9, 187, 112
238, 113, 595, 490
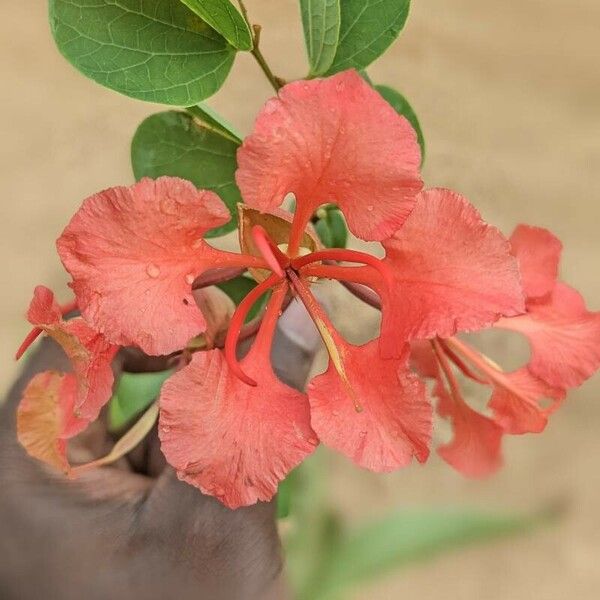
15, 70, 597, 507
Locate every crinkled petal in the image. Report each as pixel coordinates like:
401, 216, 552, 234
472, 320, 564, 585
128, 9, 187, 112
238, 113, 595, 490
489, 368, 565, 434
435, 381, 503, 478
27, 284, 62, 325
380, 188, 525, 356
27, 286, 118, 425
496, 282, 600, 388
510, 225, 562, 300
308, 340, 432, 472
57, 177, 250, 355
17, 371, 85, 473
159, 349, 317, 509
236, 70, 422, 242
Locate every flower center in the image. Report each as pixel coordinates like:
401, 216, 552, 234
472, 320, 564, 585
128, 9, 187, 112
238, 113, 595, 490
222, 225, 392, 411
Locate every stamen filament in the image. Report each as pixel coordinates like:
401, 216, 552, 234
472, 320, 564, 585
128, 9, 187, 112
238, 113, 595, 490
224, 273, 282, 386
253, 282, 289, 354
438, 338, 489, 385
287, 269, 363, 412
293, 249, 392, 290
444, 337, 539, 409
431, 338, 464, 406
251, 225, 289, 277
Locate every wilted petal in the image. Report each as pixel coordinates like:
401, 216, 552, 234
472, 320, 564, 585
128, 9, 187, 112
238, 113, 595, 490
496, 283, 600, 388
57, 177, 256, 355
489, 368, 565, 434
308, 340, 432, 472
435, 381, 503, 478
236, 70, 422, 242
510, 225, 562, 300
26, 286, 118, 425
17, 371, 85, 473
159, 349, 317, 509
380, 188, 525, 356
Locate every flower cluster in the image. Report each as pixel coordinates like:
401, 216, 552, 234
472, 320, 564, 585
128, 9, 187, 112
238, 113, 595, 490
16, 71, 600, 508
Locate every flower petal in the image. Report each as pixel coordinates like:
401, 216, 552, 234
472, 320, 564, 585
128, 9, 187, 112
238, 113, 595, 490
308, 340, 432, 472
27, 286, 118, 425
17, 371, 84, 473
510, 225, 562, 300
435, 380, 504, 478
236, 70, 422, 242
380, 188, 525, 356
496, 283, 600, 388
159, 349, 317, 509
57, 177, 254, 355
489, 368, 565, 434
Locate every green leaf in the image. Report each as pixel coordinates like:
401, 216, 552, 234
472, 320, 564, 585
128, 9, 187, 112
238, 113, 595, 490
375, 84, 425, 162
131, 110, 241, 237
308, 508, 545, 600
187, 103, 242, 143
326, 209, 347, 248
314, 208, 347, 248
314, 218, 333, 247
276, 466, 301, 519
179, 0, 253, 51
108, 370, 173, 431
300, 0, 341, 76
49, 0, 236, 105
216, 276, 268, 322
326, 0, 411, 74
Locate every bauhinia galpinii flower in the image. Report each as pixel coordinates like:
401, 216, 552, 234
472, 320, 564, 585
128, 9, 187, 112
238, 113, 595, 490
15, 71, 600, 508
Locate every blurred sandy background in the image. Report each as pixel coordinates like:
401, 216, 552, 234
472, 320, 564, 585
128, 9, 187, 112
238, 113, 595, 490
1, 0, 599, 598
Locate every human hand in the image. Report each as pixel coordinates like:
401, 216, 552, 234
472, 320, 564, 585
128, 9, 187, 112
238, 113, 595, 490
0, 300, 320, 600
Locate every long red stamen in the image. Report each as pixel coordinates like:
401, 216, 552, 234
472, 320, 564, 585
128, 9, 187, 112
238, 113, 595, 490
292, 249, 392, 290
444, 337, 539, 409
438, 338, 489, 385
15, 298, 79, 360
251, 225, 289, 277
301, 263, 383, 309
224, 273, 282, 386
287, 269, 363, 412
253, 282, 289, 355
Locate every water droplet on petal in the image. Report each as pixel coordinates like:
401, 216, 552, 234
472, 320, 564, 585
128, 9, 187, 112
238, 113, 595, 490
161, 424, 171, 433
185, 273, 195, 285
192, 238, 204, 250
146, 264, 160, 278
332, 410, 340, 417
366, 205, 374, 212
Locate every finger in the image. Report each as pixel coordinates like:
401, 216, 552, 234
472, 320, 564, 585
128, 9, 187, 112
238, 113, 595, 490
270, 297, 321, 390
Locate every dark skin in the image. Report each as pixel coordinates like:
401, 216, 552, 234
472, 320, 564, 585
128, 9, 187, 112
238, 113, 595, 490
0, 304, 319, 600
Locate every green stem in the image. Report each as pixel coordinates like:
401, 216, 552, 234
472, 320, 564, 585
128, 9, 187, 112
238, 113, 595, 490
237, 0, 284, 92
